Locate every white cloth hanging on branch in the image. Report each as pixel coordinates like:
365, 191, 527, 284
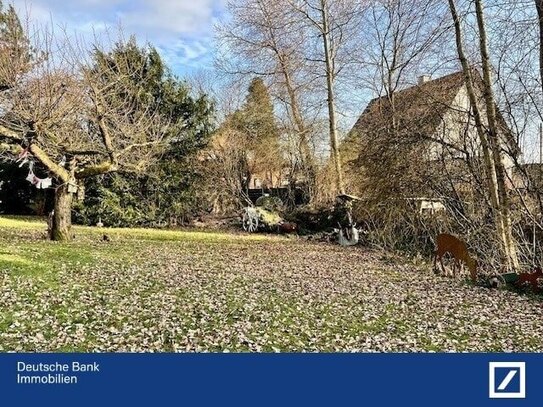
16, 148, 30, 167
23, 159, 53, 189
36, 177, 52, 189
13, 146, 62, 190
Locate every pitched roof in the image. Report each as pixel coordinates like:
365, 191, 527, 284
348, 69, 520, 157
351, 71, 466, 138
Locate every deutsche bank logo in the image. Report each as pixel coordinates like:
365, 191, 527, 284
489, 362, 526, 399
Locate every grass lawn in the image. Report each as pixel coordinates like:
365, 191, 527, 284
0, 216, 541, 352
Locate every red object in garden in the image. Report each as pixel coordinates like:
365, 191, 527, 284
516, 267, 543, 292
279, 222, 297, 234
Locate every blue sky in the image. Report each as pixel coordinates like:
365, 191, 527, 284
11, 0, 226, 76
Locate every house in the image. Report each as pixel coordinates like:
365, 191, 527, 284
344, 70, 520, 208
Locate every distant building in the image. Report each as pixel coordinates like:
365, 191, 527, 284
344, 70, 520, 207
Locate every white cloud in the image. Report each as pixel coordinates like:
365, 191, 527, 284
121, 0, 215, 39
9, 0, 225, 74
156, 38, 212, 73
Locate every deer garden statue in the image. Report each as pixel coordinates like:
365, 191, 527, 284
434, 233, 478, 283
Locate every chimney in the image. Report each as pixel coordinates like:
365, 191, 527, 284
418, 74, 432, 85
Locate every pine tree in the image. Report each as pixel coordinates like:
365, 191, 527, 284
0, 1, 32, 90
234, 78, 283, 189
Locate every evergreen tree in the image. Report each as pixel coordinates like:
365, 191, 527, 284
74, 40, 214, 227
0, 1, 32, 90
233, 78, 283, 189
0, 2, 38, 215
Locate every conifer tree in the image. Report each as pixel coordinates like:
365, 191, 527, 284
234, 78, 283, 189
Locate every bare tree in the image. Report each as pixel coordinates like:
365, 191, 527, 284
320, 0, 344, 194
0, 25, 172, 241
201, 123, 253, 212
474, 0, 520, 270
288, 0, 364, 195
217, 0, 317, 198
448, 0, 519, 270
537, 0, 543, 94
358, 0, 450, 101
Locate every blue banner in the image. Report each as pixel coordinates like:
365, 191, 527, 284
0, 353, 541, 406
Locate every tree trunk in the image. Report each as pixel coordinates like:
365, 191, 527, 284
51, 183, 73, 242
320, 0, 345, 195
536, 0, 543, 94
474, 0, 519, 270
448, 0, 518, 271
285, 73, 315, 184
277, 54, 317, 199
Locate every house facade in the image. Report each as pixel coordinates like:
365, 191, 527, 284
344, 70, 520, 208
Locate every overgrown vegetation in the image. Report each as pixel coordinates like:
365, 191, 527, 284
1, 0, 543, 276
